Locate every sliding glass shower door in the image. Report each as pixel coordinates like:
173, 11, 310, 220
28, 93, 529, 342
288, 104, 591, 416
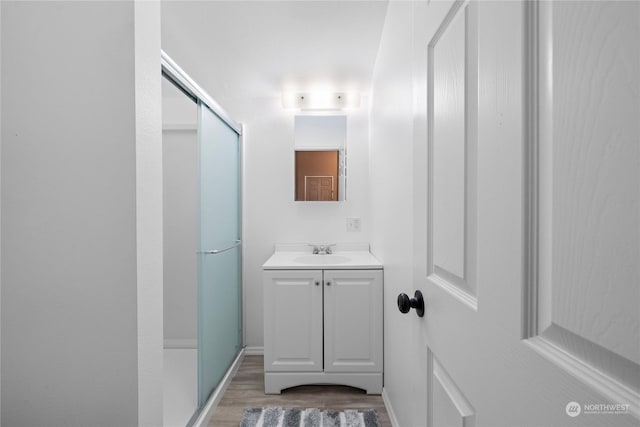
197, 100, 242, 408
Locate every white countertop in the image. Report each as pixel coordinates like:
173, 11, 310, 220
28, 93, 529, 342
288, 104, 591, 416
262, 243, 383, 270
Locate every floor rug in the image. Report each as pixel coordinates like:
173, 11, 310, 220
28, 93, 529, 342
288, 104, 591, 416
240, 407, 381, 427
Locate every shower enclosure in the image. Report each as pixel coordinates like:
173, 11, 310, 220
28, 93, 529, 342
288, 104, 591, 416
162, 51, 243, 426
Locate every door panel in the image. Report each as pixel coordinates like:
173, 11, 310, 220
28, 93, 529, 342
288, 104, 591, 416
197, 247, 240, 407
428, 0, 478, 308
323, 270, 383, 373
263, 270, 323, 372
197, 101, 242, 408
198, 103, 240, 249
429, 350, 475, 427
523, 0, 640, 411
305, 176, 334, 201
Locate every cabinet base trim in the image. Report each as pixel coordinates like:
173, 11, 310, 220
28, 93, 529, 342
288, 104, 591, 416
264, 372, 382, 395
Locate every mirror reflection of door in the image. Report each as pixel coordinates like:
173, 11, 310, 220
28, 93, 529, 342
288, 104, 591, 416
305, 176, 334, 201
295, 150, 339, 201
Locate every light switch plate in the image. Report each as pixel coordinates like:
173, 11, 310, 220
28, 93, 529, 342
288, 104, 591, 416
346, 217, 361, 232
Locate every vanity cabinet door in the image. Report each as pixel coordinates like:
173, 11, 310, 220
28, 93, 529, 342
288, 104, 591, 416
323, 269, 383, 373
263, 270, 323, 372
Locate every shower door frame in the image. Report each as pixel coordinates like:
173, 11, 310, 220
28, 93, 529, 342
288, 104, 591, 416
161, 50, 245, 427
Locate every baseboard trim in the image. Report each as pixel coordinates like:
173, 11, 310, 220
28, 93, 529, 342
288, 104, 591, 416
191, 347, 245, 427
164, 338, 197, 349
244, 346, 264, 356
382, 387, 400, 427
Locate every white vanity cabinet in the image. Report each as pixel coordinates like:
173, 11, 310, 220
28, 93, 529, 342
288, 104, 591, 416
263, 268, 383, 394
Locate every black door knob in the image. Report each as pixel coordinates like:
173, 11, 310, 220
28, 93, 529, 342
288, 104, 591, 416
397, 290, 425, 317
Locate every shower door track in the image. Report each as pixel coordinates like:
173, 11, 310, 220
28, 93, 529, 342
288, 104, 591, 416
161, 50, 242, 135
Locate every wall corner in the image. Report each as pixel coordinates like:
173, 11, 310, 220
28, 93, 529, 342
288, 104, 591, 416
134, 1, 164, 426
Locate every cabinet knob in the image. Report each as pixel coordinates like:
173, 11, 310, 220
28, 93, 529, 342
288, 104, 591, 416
315, 281, 320, 286
397, 290, 425, 317
326, 281, 331, 286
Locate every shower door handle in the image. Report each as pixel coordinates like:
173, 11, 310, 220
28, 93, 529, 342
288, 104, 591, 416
199, 240, 242, 255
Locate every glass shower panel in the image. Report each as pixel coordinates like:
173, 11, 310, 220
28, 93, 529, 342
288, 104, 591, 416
197, 101, 242, 408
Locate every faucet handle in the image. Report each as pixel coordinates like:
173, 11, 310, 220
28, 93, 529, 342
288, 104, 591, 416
308, 243, 336, 254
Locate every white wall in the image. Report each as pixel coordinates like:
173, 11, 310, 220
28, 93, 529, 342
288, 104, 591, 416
1, 2, 162, 426
162, 123, 198, 344
369, 1, 429, 425
162, 89, 198, 345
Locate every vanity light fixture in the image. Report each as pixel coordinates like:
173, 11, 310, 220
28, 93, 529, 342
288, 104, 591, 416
282, 91, 361, 110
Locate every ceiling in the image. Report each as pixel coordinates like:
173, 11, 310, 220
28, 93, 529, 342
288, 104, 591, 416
160, 1, 389, 102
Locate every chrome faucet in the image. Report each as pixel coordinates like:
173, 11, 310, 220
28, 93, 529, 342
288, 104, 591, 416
310, 244, 336, 255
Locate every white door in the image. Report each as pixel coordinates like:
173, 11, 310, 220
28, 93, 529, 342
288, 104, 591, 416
413, 1, 639, 426
323, 269, 383, 374
305, 176, 334, 201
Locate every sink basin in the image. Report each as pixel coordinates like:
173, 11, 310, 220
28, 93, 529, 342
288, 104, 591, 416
293, 255, 351, 265
263, 244, 382, 270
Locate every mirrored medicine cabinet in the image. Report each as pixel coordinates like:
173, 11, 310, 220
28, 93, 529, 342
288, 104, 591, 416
294, 115, 347, 202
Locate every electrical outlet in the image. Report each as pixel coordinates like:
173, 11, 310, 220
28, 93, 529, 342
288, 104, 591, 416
346, 217, 361, 232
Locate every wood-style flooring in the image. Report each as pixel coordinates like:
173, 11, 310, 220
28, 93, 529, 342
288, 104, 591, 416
207, 355, 392, 426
